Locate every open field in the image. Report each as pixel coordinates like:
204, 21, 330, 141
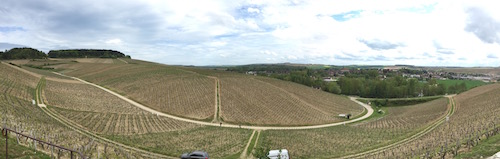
439, 67, 500, 75
437, 79, 487, 90
363, 84, 500, 158
220, 75, 362, 125
257, 98, 448, 158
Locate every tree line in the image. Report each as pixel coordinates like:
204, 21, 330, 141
228, 65, 473, 98
48, 49, 128, 58
0, 48, 47, 59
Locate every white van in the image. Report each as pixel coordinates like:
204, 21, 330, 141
267, 149, 289, 159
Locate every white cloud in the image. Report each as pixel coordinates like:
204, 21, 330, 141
105, 39, 123, 45
1, 0, 500, 66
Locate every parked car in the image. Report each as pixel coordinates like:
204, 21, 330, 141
267, 149, 289, 159
180, 151, 209, 159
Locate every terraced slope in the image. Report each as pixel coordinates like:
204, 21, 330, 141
0, 62, 148, 158
363, 84, 500, 158
220, 76, 363, 125
51, 59, 362, 126
60, 62, 216, 120
258, 98, 449, 158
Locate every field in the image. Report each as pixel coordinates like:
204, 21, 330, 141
363, 84, 500, 158
44, 80, 144, 114
0, 62, 150, 158
42, 59, 362, 126
437, 79, 487, 90
60, 62, 216, 120
4, 58, 500, 158
51, 107, 200, 135
257, 98, 449, 158
105, 126, 252, 158
220, 76, 362, 125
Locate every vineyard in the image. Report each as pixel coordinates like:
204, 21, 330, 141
51, 107, 200, 135
360, 84, 500, 158
2, 58, 499, 158
44, 80, 144, 114
219, 75, 363, 126
1, 63, 163, 158
256, 98, 449, 158
61, 62, 216, 120
105, 126, 252, 158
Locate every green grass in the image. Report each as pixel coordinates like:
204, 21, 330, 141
246, 132, 258, 155
358, 96, 442, 107
456, 132, 500, 159
0, 135, 51, 159
437, 79, 486, 90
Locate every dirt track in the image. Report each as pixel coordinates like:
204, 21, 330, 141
53, 72, 374, 130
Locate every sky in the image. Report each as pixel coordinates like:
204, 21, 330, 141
1, 0, 500, 66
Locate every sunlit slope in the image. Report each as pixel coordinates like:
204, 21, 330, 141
364, 84, 500, 158
259, 98, 449, 158
0, 62, 135, 158
60, 61, 216, 120
220, 75, 363, 125
56, 59, 362, 125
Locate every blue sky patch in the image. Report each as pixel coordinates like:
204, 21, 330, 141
0, 26, 26, 32
399, 3, 436, 14
331, 10, 363, 22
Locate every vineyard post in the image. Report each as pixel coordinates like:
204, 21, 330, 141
5, 129, 8, 159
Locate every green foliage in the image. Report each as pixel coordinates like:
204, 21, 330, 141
337, 77, 448, 98
23, 64, 54, 70
48, 49, 128, 58
437, 80, 485, 94
0, 135, 51, 159
0, 47, 47, 59
368, 96, 441, 107
456, 132, 500, 158
253, 145, 270, 159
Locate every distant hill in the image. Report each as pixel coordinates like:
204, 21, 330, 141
0, 47, 47, 60
48, 49, 129, 58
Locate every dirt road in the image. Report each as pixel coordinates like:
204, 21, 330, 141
53, 72, 374, 130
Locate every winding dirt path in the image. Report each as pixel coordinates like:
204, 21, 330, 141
53, 72, 374, 130
339, 95, 456, 158
1, 61, 80, 84
240, 130, 256, 159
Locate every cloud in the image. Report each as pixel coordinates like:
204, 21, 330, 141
359, 39, 404, 50
0, 42, 27, 50
487, 54, 498, 58
0, 26, 26, 32
1, 0, 500, 66
105, 39, 123, 45
465, 7, 500, 44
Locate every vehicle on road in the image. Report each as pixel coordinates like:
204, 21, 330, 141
267, 149, 289, 159
180, 151, 209, 159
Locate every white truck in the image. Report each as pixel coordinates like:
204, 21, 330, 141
267, 149, 289, 159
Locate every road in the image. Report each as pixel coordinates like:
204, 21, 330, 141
53, 72, 374, 130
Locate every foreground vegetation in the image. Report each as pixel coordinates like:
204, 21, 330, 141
364, 84, 500, 158
105, 126, 252, 158
255, 98, 448, 158
2, 58, 499, 158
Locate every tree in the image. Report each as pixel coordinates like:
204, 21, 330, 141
324, 82, 341, 94
1, 47, 47, 59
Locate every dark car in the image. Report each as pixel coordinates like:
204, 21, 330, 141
180, 151, 209, 159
